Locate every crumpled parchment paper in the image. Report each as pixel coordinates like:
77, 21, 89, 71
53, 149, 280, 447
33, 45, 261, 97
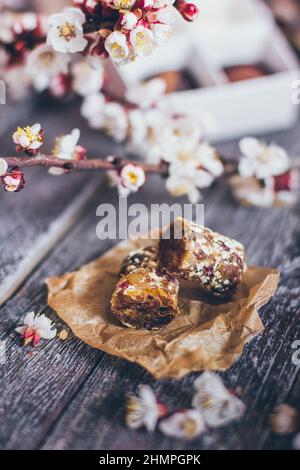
46, 237, 279, 379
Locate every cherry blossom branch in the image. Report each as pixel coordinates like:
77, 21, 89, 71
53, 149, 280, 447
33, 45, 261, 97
3, 154, 300, 175
2, 155, 168, 175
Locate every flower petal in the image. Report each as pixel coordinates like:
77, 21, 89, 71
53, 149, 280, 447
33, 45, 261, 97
239, 137, 262, 159
192, 372, 245, 428
0, 158, 8, 176
23, 311, 36, 327
159, 410, 205, 440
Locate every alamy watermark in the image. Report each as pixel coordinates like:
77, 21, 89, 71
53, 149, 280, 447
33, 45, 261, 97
0, 80, 6, 105
96, 198, 204, 240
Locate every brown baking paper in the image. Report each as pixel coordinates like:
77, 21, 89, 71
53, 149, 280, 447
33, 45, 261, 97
46, 237, 279, 379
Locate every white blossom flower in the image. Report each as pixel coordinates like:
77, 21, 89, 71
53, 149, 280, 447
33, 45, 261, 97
126, 385, 167, 431
71, 60, 104, 96
230, 175, 298, 208
50, 128, 86, 175
126, 79, 166, 109
238, 137, 291, 180
196, 143, 224, 178
105, 31, 129, 63
120, 11, 138, 30
158, 128, 222, 202
130, 26, 156, 58
5, 65, 31, 101
0, 158, 8, 177
2, 168, 25, 193
169, 116, 203, 149
0, 11, 15, 43
127, 109, 148, 147
82, 94, 128, 140
47, 7, 88, 54
52, 128, 85, 161
13, 12, 38, 35
101, 102, 128, 142
230, 176, 275, 208
81, 92, 106, 128
15, 312, 57, 347
166, 161, 214, 203
119, 163, 146, 196
151, 23, 173, 47
153, 6, 176, 24
13, 123, 44, 152
159, 409, 206, 440
192, 372, 245, 428
27, 45, 70, 92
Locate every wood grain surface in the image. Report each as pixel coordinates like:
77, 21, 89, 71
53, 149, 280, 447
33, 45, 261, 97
0, 98, 299, 450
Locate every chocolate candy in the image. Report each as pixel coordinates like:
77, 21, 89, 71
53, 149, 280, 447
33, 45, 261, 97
119, 246, 159, 277
224, 64, 270, 82
111, 268, 179, 329
158, 218, 246, 297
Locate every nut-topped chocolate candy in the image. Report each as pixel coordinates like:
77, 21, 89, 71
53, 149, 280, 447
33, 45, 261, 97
111, 268, 179, 329
158, 218, 246, 297
119, 246, 159, 277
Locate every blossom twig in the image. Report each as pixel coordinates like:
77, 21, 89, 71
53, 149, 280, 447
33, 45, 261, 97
2, 155, 168, 175
3, 155, 300, 174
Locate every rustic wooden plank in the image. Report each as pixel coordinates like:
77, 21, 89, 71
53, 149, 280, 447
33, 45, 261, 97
38, 188, 300, 451
0, 116, 299, 450
0, 98, 122, 306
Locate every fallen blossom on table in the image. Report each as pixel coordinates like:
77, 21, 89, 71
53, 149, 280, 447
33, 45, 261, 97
126, 385, 167, 431
13, 123, 44, 155
159, 409, 206, 440
192, 372, 245, 428
270, 404, 300, 435
15, 311, 57, 347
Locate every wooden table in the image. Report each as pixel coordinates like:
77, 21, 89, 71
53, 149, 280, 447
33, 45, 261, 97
0, 98, 299, 450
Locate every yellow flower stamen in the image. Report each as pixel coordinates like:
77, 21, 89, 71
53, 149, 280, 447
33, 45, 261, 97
17, 126, 42, 145
110, 42, 126, 59
59, 22, 76, 41
39, 50, 55, 67
127, 171, 139, 184
182, 418, 198, 437
135, 31, 147, 49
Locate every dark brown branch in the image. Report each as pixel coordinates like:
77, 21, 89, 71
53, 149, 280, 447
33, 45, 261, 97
3, 155, 168, 175
2, 154, 300, 178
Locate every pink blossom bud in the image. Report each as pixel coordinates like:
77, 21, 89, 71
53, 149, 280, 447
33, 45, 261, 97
1, 166, 25, 193
175, 0, 199, 22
